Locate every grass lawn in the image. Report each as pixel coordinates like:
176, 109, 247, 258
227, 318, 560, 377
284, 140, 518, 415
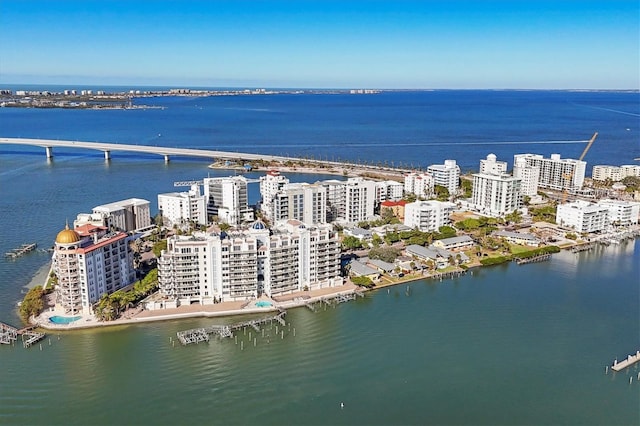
509, 244, 532, 254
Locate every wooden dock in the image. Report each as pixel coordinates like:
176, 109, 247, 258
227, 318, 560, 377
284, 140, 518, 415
305, 291, 362, 313
571, 243, 594, 253
21, 330, 46, 348
430, 270, 466, 280
1, 322, 46, 348
1, 322, 18, 345
4, 242, 37, 259
612, 350, 640, 372
176, 310, 287, 346
516, 254, 551, 265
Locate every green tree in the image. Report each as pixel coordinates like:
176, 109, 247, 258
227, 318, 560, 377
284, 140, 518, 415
621, 176, 640, 191
403, 193, 417, 203
435, 226, 457, 239
368, 246, 401, 263
152, 240, 167, 257
342, 236, 363, 250
505, 210, 523, 224
351, 276, 375, 288
19, 286, 45, 321
384, 231, 401, 245
434, 185, 450, 201
460, 179, 473, 198
455, 218, 481, 231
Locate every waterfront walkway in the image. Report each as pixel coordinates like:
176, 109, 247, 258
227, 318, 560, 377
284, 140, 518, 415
32, 283, 360, 330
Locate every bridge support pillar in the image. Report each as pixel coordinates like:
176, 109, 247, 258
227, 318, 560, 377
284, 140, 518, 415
164, 155, 170, 163
45, 146, 53, 159
104, 150, 111, 161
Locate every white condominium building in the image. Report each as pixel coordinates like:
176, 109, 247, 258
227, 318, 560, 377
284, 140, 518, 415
471, 173, 522, 217
404, 200, 456, 232
52, 223, 135, 315
157, 220, 342, 304
556, 200, 609, 233
158, 184, 207, 226
512, 156, 540, 197
259, 170, 290, 220
404, 172, 434, 198
427, 160, 460, 195
592, 165, 640, 182
92, 198, 152, 232
270, 182, 327, 225
343, 177, 377, 223
375, 180, 404, 202
203, 176, 254, 226
318, 177, 376, 224
597, 199, 640, 226
479, 154, 507, 176
513, 154, 586, 191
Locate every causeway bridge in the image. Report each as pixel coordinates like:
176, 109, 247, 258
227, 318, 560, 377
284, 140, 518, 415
0, 137, 294, 163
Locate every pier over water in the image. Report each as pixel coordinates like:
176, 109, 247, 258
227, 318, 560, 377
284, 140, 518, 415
0, 322, 45, 348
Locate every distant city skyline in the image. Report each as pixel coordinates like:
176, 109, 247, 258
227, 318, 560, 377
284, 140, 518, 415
1, 0, 638, 89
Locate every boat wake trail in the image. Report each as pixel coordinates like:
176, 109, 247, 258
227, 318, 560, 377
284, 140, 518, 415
572, 103, 640, 117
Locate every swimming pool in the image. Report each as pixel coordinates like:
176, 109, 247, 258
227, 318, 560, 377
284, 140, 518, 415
49, 315, 81, 324
255, 301, 272, 308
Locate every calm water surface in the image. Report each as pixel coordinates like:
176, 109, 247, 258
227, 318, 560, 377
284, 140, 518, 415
0, 243, 638, 425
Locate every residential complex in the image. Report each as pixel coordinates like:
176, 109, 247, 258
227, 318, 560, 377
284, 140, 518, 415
157, 220, 342, 304
158, 184, 207, 227
203, 176, 254, 225
556, 200, 610, 233
512, 156, 540, 197
403, 200, 456, 232
592, 165, 640, 182
479, 153, 507, 176
91, 198, 152, 232
513, 154, 586, 191
319, 177, 376, 224
427, 160, 460, 194
259, 170, 290, 221
404, 172, 434, 198
471, 173, 522, 216
52, 223, 136, 315
269, 182, 327, 225
375, 180, 404, 202
597, 199, 640, 226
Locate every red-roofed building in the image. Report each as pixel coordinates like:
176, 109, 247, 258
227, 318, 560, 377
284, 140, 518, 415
52, 223, 136, 315
381, 200, 408, 220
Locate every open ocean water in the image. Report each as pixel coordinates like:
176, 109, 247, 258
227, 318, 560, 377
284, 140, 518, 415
0, 90, 639, 425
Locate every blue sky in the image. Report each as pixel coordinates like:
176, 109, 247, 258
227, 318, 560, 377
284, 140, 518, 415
0, 0, 638, 89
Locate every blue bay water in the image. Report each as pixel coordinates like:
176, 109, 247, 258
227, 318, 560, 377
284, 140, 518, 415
0, 90, 639, 425
1, 90, 638, 171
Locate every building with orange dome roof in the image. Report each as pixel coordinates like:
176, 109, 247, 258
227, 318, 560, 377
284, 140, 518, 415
52, 223, 136, 315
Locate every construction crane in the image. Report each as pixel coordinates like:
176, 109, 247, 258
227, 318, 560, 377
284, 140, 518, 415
561, 131, 598, 203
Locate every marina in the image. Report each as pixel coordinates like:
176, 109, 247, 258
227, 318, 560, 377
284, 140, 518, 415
176, 310, 287, 346
4, 242, 37, 259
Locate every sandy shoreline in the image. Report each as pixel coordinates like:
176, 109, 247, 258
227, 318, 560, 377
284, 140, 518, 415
25, 262, 52, 290
210, 162, 407, 182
